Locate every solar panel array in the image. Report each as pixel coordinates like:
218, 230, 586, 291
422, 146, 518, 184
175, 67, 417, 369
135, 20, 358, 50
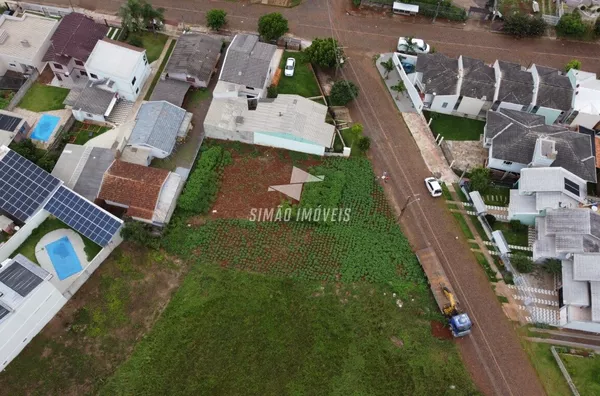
0, 114, 22, 132
564, 178, 580, 196
45, 186, 122, 247
0, 262, 43, 297
0, 150, 61, 222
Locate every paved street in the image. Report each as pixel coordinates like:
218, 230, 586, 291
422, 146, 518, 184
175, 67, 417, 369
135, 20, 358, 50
33, 0, 596, 394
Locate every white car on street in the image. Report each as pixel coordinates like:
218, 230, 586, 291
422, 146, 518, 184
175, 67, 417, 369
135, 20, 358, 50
284, 57, 296, 77
397, 37, 430, 54
424, 177, 443, 197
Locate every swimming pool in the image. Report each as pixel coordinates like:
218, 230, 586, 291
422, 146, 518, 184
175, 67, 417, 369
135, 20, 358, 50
30, 114, 61, 142
46, 236, 83, 281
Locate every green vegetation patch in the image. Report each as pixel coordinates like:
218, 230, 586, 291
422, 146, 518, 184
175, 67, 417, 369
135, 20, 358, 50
127, 31, 168, 63
18, 83, 69, 112
451, 212, 474, 240
0, 90, 14, 109
277, 51, 321, 98
492, 221, 529, 247
69, 122, 111, 145
482, 185, 511, 206
473, 251, 497, 282
562, 352, 600, 395
100, 264, 477, 395
522, 342, 573, 396
424, 111, 484, 141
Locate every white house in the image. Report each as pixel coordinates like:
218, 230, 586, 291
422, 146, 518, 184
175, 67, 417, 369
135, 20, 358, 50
566, 69, 600, 130
483, 109, 596, 183
0, 13, 58, 75
85, 38, 150, 102
204, 94, 335, 156
216, 34, 280, 99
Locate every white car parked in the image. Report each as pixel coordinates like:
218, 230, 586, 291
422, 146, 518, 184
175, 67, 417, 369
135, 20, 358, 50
284, 57, 296, 77
424, 177, 443, 197
397, 37, 430, 55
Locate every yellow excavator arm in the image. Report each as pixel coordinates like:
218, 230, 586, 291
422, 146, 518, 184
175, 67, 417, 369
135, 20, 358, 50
442, 286, 458, 316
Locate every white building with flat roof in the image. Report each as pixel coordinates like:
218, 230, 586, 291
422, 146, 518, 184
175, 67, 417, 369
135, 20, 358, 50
0, 13, 58, 75
84, 38, 150, 102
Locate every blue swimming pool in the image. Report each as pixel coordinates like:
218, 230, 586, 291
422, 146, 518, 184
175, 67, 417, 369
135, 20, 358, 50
30, 114, 61, 142
46, 236, 83, 281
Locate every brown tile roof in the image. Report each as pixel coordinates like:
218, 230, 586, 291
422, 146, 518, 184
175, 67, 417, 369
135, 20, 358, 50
98, 160, 169, 220
43, 12, 109, 64
596, 137, 600, 169
102, 37, 145, 52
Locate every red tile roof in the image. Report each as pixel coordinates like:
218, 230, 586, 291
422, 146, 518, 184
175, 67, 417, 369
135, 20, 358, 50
43, 13, 109, 64
98, 160, 170, 220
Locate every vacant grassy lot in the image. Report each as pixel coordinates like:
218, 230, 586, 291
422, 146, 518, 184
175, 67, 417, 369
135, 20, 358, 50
424, 111, 484, 141
18, 83, 69, 112
277, 51, 321, 98
101, 264, 476, 395
128, 31, 168, 63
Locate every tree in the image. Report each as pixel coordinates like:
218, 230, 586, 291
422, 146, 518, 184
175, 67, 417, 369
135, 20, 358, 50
206, 9, 227, 31
9, 139, 42, 163
330, 80, 359, 106
119, 0, 164, 34
556, 12, 587, 38
36, 153, 58, 173
503, 13, 547, 38
304, 38, 343, 69
257, 12, 288, 42
121, 221, 160, 249
469, 167, 490, 193
357, 136, 371, 152
405, 37, 418, 54
380, 58, 393, 79
543, 258, 562, 275
390, 81, 405, 100
565, 59, 582, 72
509, 219, 527, 232
127, 35, 144, 48
511, 253, 533, 273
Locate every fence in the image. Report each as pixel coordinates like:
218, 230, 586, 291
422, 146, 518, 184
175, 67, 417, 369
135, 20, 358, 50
550, 346, 581, 396
6, 1, 72, 17
6, 69, 39, 111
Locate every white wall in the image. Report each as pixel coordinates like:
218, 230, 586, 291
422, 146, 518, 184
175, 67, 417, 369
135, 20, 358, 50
254, 132, 325, 156
392, 53, 423, 113
571, 112, 600, 129
487, 156, 527, 174
72, 108, 106, 123
261, 49, 282, 97
0, 210, 49, 262
563, 320, 600, 333
498, 101, 526, 112
86, 55, 150, 101
456, 97, 485, 116
430, 95, 459, 114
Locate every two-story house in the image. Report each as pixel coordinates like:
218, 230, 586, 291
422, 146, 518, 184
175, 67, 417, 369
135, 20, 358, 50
565, 69, 600, 130
528, 64, 574, 125
42, 12, 108, 87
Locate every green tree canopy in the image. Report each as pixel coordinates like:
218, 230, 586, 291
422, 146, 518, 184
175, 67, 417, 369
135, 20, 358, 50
206, 9, 227, 31
119, 0, 165, 33
469, 167, 491, 194
304, 38, 343, 69
565, 59, 582, 72
503, 13, 547, 38
330, 80, 359, 106
556, 12, 587, 38
257, 12, 289, 41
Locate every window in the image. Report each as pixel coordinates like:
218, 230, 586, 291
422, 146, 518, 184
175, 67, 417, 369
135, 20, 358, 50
9, 63, 16, 68
74, 59, 84, 66
80, 70, 87, 76
56, 74, 62, 81
135, 87, 139, 94
53, 63, 62, 69
86, 113, 93, 118
131, 76, 137, 86
186, 76, 195, 83
247, 99, 257, 111
90, 73, 98, 79
503, 161, 513, 165
441, 102, 448, 109
245, 86, 254, 90
531, 106, 540, 113
564, 178, 580, 196
143, 54, 148, 65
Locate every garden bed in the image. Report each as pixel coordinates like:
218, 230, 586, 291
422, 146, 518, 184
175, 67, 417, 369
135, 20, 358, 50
69, 122, 111, 145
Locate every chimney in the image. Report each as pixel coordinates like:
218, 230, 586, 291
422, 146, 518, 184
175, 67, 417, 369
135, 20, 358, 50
530, 137, 557, 168
20, 39, 30, 48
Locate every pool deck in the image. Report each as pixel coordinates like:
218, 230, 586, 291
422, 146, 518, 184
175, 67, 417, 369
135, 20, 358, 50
11, 107, 72, 149
35, 229, 89, 293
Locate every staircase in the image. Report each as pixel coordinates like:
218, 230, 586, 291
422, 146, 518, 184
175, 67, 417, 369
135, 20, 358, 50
106, 99, 134, 125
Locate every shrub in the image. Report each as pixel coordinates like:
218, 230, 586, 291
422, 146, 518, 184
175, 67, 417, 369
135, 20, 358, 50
330, 80, 359, 106
352, 0, 361, 5
468, 167, 490, 193
127, 35, 143, 48
304, 37, 343, 69
121, 221, 160, 249
206, 9, 227, 31
511, 253, 533, 273
357, 136, 371, 152
565, 59, 582, 72
503, 13, 547, 38
298, 168, 346, 223
556, 12, 588, 38
543, 258, 562, 275
485, 214, 496, 227
178, 146, 231, 214
267, 84, 278, 98
257, 12, 289, 42
509, 220, 527, 232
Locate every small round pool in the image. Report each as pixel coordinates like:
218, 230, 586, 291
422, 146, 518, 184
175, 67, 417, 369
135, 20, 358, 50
31, 114, 61, 142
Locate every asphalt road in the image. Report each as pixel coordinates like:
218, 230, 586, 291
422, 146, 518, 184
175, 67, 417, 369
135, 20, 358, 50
33, 0, 599, 394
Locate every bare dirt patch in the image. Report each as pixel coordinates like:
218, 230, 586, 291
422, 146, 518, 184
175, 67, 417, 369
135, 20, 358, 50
211, 144, 322, 219
431, 320, 453, 340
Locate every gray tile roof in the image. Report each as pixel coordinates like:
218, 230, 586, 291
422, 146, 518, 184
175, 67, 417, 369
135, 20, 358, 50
149, 79, 190, 107
129, 101, 188, 155
460, 57, 496, 100
69, 81, 115, 115
416, 53, 458, 95
544, 209, 600, 254
73, 147, 115, 201
535, 65, 574, 112
219, 34, 277, 88
562, 259, 590, 306
519, 167, 587, 200
486, 109, 597, 182
166, 34, 221, 83
573, 253, 600, 281
498, 61, 534, 106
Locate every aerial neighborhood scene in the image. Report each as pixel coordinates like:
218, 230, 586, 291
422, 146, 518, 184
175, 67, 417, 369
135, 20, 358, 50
1, 0, 600, 394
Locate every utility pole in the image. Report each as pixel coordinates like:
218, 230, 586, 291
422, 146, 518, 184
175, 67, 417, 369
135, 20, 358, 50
432, 0, 442, 24
398, 194, 420, 219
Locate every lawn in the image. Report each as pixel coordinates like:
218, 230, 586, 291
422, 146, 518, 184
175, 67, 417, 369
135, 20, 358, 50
521, 342, 574, 396
332, 126, 365, 157
424, 111, 484, 141
12, 217, 101, 264
492, 221, 529, 247
0, 90, 14, 109
562, 351, 600, 395
277, 51, 321, 98
18, 83, 69, 112
127, 31, 168, 63
69, 122, 112, 145
482, 185, 511, 206
100, 264, 477, 395
452, 212, 474, 240
187, 88, 210, 105
473, 251, 497, 282
145, 39, 176, 101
